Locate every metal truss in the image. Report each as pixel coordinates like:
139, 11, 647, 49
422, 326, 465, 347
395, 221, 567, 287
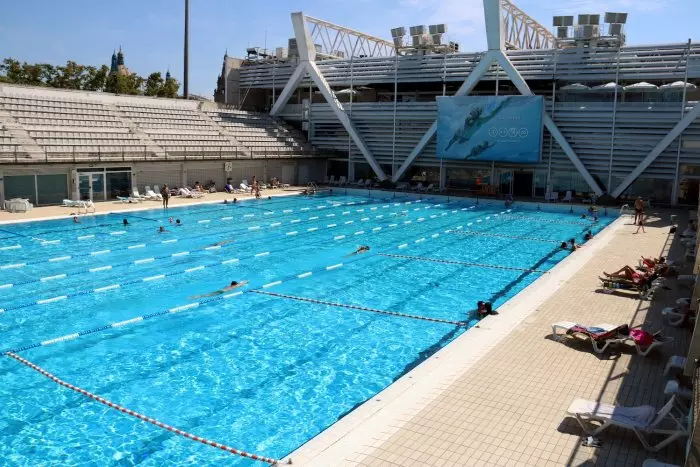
304, 15, 395, 59
500, 0, 556, 50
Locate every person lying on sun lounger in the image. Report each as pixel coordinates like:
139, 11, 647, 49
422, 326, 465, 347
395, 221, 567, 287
641, 256, 666, 269
603, 265, 647, 282
190, 281, 248, 299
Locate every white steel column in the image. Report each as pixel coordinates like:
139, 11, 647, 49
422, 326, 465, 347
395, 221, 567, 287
671, 39, 692, 205
269, 12, 386, 181
612, 102, 700, 198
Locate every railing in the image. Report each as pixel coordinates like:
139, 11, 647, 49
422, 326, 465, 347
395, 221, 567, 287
0, 144, 325, 164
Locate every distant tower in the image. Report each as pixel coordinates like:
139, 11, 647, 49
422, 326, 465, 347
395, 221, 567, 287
166, 69, 171, 81
117, 46, 124, 66
110, 50, 118, 74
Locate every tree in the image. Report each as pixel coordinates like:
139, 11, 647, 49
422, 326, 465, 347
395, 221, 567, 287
0, 59, 24, 83
83, 65, 109, 91
145, 71, 164, 96
161, 76, 180, 98
53, 60, 87, 89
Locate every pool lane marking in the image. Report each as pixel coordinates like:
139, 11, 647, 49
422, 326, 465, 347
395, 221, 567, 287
4, 352, 282, 465
1, 201, 473, 304
251, 290, 466, 327
2, 215, 473, 351
0, 198, 390, 267
378, 253, 549, 273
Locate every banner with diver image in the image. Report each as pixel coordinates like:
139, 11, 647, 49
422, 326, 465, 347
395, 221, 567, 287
436, 95, 543, 163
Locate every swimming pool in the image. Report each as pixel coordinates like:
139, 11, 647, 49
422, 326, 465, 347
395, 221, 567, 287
0, 192, 613, 465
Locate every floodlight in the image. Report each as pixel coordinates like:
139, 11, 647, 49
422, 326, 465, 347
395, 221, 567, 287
604, 12, 628, 24
246, 47, 259, 55
609, 23, 623, 36
563, 16, 574, 26
556, 27, 568, 39
432, 34, 442, 45
589, 14, 600, 25
412, 35, 422, 47
409, 25, 426, 36
428, 24, 447, 34
391, 27, 406, 38
393, 37, 403, 48
578, 14, 589, 25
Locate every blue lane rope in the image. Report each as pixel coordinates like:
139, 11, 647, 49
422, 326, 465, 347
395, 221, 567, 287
378, 253, 550, 274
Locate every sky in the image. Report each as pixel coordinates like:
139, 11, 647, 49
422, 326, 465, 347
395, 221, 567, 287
0, 0, 697, 97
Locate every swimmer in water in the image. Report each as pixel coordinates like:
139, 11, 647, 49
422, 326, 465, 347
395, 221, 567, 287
190, 280, 248, 298
159, 226, 167, 233
169, 217, 174, 224
210, 239, 235, 247
175, 219, 181, 226
123, 218, 130, 226
349, 245, 370, 256
73, 216, 80, 223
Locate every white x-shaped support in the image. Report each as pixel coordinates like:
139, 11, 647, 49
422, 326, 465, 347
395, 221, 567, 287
391, 50, 603, 196
270, 12, 387, 181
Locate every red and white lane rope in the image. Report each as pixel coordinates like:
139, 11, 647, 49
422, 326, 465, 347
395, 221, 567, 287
251, 290, 466, 326
378, 253, 549, 274
5, 352, 286, 465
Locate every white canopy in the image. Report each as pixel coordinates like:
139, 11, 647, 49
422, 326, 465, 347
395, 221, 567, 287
592, 82, 622, 91
623, 82, 659, 91
561, 83, 590, 91
660, 81, 697, 91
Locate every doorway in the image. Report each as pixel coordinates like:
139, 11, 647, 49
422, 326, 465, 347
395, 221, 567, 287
513, 171, 534, 197
78, 172, 105, 201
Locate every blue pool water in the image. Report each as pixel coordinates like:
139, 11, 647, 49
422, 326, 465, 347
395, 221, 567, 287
0, 193, 613, 465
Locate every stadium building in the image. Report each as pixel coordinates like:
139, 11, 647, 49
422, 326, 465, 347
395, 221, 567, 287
216, 2, 700, 205
0, 0, 698, 207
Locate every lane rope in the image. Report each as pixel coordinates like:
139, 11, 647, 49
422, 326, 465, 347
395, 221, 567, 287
5, 352, 284, 465
450, 230, 562, 244
378, 253, 549, 274
251, 290, 466, 327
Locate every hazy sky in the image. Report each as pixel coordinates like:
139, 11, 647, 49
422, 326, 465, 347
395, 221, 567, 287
0, 0, 696, 96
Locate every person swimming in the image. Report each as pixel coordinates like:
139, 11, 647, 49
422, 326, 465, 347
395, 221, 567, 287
159, 226, 167, 233
210, 239, 235, 247
349, 245, 370, 256
560, 241, 569, 249
123, 218, 130, 226
476, 301, 493, 318
73, 216, 80, 223
175, 219, 181, 226
190, 280, 248, 298
584, 230, 593, 241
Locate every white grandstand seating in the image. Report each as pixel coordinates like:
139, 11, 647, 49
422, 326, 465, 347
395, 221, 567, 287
0, 86, 315, 162
205, 108, 311, 156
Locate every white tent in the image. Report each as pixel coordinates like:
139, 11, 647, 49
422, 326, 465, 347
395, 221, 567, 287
592, 82, 622, 91
623, 82, 659, 91
660, 81, 697, 91
560, 83, 590, 91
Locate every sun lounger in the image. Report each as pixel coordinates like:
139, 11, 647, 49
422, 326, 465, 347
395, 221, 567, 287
566, 396, 687, 451
552, 321, 672, 356
144, 187, 163, 200
552, 322, 628, 353
116, 196, 142, 203
642, 460, 680, 467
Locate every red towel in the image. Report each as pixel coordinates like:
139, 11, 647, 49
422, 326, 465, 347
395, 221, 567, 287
630, 329, 653, 347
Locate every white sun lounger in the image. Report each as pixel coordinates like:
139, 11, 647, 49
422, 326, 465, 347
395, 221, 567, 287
551, 321, 672, 356
566, 395, 687, 451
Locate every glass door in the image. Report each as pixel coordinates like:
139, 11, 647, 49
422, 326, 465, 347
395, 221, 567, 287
78, 174, 91, 201
498, 170, 513, 196
78, 172, 106, 201
91, 173, 105, 201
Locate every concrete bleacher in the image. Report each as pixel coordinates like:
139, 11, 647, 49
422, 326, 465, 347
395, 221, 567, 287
205, 108, 310, 156
116, 103, 237, 156
0, 84, 316, 163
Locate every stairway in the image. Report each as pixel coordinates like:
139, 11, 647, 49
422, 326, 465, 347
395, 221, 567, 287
103, 103, 166, 158
197, 103, 252, 157
0, 106, 45, 161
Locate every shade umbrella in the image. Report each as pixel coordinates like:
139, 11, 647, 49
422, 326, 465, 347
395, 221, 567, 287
592, 82, 622, 91
560, 83, 590, 91
623, 82, 659, 91
660, 81, 697, 91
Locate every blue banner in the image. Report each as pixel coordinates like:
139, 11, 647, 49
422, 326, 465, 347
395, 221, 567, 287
436, 95, 543, 163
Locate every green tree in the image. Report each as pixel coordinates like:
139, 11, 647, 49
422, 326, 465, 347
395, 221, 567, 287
83, 65, 109, 91
54, 60, 87, 89
39, 63, 57, 87
105, 72, 144, 95
0, 58, 24, 83
161, 77, 179, 98
144, 71, 164, 96
22, 63, 44, 86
